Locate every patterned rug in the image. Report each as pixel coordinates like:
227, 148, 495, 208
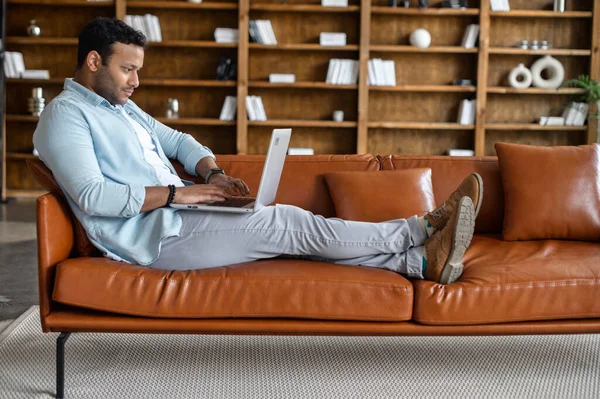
1, 307, 599, 398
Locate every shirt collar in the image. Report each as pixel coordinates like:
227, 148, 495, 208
63, 78, 128, 109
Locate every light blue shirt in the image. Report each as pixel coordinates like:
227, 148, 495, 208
33, 78, 215, 265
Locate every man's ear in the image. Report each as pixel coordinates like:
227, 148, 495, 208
87, 51, 102, 72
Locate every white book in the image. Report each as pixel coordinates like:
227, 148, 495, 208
269, 73, 296, 83
125, 15, 134, 28
21, 70, 50, 79
257, 20, 271, 45
373, 58, 385, 86
326, 59, 336, 84
351, 60, 360, 84
288, 148, 315, 155
4, 53, 15, 78
383, 60, 396, 86
12, 52, 26, 77
367, 60, 376, 86
143, 14, 154, 41
470, 25, 480, 48
448, 149, 475, 156
151, 15, 162, 42
331, 59, 342, 85
565, 105, 577, 126
470, 100, 477, 124
132, 15, 144, 34
265, 20, 278, 45
249, 20, 262, 44
320, 32, 346, 47
539, 116, 565, 126
255, 96, 268, 121
503, 0, 510, 11
321, 0, 348, 7
219, 96, 236, 121
339, 59, 349, 85
219, 97, 229, 121
574, 103, 589, 126
245, 96, 257, 121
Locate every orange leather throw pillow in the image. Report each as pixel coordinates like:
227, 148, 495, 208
495, 142, 600, 241
324, 169, 436, 222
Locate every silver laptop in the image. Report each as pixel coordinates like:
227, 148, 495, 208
170, 128, 291, 213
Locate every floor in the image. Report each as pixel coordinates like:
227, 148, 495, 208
0, 198, 39, 330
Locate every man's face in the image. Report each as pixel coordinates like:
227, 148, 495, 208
94, 42, 144, 106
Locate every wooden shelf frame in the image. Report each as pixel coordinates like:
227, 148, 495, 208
3, 0, 600, 199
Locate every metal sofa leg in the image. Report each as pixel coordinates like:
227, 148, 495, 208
56, 332, 71, 399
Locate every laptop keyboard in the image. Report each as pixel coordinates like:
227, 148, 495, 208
207, 196, 256, 208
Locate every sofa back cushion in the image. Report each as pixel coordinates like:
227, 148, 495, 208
380, 155, 503, 234
176, 154, 380, 217
495, 142, 600, 241
27, 159, 101, 257
324, 168, 436, 222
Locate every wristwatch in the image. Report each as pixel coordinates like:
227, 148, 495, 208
205, 168, 225, 183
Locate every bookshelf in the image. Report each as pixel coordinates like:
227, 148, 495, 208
1, 0, 600, 199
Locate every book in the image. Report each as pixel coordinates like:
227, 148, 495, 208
539, 116, 565, 126
246, 96, 258, 121
219, 96, 237, 121
326, 59, 337, 84
448, 149, 475, 156
288, 148, 315, 155
21, 70, 50, 79
321, 0, 348, 6
254, 96, 268, 121
152, 15, 162, 42
269, 73, 296, 83
320, 32, 347, 47
383, 60, 396, 86
461, 24, 479, 49
215, 28, 239, 43
143, 14, 155, 41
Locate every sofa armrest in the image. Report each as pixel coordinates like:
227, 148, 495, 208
37, 193, 75, 332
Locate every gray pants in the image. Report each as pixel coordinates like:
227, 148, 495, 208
150, 204, 426, 279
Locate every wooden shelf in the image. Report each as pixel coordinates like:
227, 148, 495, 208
487, 87, 585, 94
5, 78, 64, 85
249, 43, 359, 51
5, 36, 77, 45
6, 152, 38, 160
250, 4, 359, 13
248, 81, 357, 90
368, 122, 475, 130
6, 114, 39, 122
141, 79, 236, 87
371, 7, 479, 16
127, 1, 237, 10
149, 40, 237, 48
154, 118, 236, 126
5, 189, 48, 198
485, 123, 587, 131
369, 85, 476, 92
489, 47, 591, 56
248, 120, 357, 128
370, 45, 478, 53
490, 10, 592, 18
8, 0, 114, 7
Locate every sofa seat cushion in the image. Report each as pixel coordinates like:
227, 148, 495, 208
413, 235, 600, 325
53, 258, 414, 321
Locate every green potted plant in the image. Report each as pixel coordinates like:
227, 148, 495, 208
564, 74, 600, 142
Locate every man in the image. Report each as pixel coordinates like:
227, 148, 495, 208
33, 17, 483, 285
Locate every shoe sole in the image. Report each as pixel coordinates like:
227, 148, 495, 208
439, 197, 475, 284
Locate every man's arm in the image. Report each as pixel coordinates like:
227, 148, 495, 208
33, 101, 145, 218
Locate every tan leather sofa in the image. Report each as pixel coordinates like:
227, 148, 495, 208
27, 154, 600, 398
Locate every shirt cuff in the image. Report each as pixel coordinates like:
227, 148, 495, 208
183, 145, 216, 177
123, 183, 146, 217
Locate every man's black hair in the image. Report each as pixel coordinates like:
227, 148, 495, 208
77, 17, 147, 69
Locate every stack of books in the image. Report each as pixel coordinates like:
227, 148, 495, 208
219, 96, 237, 121
321, 0, 348, 7
326, 59, 359, 85
214, 28, 238, 44
367, 59, 396, 86
249, 20, 278, 45
490, 0, 510, 11
457, 99, 477, 125
3, 52, 50, 79
562, 102, 589, 126
246, 96, 268, 121
461, 24, 480, 49
124, 15, 162, 42
320, 33, 346, 47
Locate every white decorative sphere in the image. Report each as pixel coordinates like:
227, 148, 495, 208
409, 29, 431, 49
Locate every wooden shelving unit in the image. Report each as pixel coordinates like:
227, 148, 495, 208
2, 0, 600, 199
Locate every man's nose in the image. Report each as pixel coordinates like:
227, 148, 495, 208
129, 71, 139, 88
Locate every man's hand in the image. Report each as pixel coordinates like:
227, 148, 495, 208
173, 184, 233, 205
207, 174, 250, 196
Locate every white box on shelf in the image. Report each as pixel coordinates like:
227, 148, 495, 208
269, 73, 296, 83
21, 70, 50, 79
448, 149, 475, 156
288, 148, 315, 155
320, 32, 347, 46
539, 116, 565, 126
321, 0, 348, 7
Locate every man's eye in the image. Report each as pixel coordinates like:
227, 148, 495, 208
123, 68, 131, 72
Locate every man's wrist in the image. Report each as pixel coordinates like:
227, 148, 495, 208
205, 168, 225, 183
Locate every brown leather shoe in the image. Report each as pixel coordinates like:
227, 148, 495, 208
426, 173, 483, 231
424, 196, 475, 284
